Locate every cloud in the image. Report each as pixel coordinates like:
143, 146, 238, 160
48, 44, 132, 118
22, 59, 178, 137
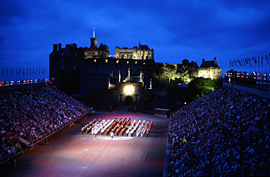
0, 0, 269, 77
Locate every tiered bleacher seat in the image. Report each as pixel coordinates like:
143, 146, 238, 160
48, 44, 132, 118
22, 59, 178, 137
0, 85, 90, 164
167, 86, 270, 176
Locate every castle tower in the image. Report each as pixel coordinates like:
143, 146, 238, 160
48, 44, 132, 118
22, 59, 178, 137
91, 27, 97, 48
119, 71, 121, 83
127, 68, 131, 81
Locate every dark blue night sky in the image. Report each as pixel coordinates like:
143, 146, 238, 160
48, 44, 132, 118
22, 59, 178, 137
0, 0, 270, 81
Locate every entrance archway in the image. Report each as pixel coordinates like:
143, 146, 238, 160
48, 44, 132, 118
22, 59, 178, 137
125, 96, 132, 105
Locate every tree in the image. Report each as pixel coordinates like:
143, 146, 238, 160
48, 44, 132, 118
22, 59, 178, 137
179, 68, 191, 84
154, 63, 165, 79
186, 77, 220, 102
163, 64, 178, 83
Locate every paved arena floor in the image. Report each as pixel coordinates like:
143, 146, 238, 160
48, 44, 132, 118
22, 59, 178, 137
2, 111, 170, 177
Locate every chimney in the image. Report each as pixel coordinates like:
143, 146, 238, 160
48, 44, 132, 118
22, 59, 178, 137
202, 58, 205, 63
53, 44, 57, 52
214, 57, 217, 65
58, 43, 62, 50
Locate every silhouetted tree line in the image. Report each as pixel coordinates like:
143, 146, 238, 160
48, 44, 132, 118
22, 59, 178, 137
186, 78, 222, 102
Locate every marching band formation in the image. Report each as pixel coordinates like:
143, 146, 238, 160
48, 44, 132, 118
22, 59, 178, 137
81, 118, 154, 138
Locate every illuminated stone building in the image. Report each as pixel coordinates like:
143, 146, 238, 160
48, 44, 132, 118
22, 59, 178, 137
180, 59, 199, 78
50, 43, 84, 93
49, 29, 221, 111
112, 42, 154, 60
84, 28, 109, 59
108, 68, 152, 104
197, 58, 222, 79
50, 30, 154, 110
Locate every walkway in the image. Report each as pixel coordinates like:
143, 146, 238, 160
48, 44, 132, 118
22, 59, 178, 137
223, 82, 270, 99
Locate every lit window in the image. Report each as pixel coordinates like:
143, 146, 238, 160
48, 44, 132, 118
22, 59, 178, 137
105, 59, 108, 63
143, 62, 145, 65
135, 61, 138, 64
127, 61, 129, 64
116, 60, 119, 63
94, 59, 96, 63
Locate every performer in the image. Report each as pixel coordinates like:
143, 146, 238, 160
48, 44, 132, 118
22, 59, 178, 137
111, 131, 114, 139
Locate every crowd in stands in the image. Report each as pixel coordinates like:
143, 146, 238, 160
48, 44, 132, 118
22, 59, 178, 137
0, 85, 90, 163
168, 86, 270, 176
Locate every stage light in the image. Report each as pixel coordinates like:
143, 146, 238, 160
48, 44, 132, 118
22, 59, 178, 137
124, 85, 134, 95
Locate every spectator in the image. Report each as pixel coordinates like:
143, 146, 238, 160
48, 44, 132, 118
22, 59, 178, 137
0, 85, 90, 163
167, 86, 270, 176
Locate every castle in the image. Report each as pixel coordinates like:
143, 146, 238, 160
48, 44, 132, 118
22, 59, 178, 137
198, 58, 222, 80
49, 29, 221, 110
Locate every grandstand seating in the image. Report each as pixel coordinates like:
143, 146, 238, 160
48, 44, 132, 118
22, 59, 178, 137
0, 85, 90, 164
167, 86, 270, 176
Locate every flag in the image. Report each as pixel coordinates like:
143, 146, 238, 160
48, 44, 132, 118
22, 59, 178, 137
245, 58, 248, 65
235, 60, 238, 67
261, 55, 263, 65
252, 57, 257, 64
237, 60, 242, 66
266, 53, 269, 64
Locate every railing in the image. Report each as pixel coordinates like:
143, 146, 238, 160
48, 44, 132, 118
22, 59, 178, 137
0, 110, 91, 165
224, 80, 269, 92
0, 143, 23, 165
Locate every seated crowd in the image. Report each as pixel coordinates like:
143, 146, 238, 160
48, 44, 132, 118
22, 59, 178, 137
168, 86, 270, 176
0, 86, 90, 163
